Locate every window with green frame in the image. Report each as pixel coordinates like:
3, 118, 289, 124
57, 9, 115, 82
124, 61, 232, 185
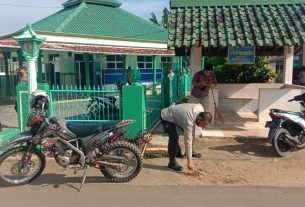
161, 56, 173, 68
161, 56, 172, 63
106, 55, 123, 69
137, 56, 152, 69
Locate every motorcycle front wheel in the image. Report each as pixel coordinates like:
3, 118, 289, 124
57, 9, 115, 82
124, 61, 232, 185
272, 128, 292, 157
99, 141, 143, 183
0, 147, 45, 187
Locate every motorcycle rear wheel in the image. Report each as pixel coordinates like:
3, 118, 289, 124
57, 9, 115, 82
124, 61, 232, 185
99, 141, 143, 183
272, 128, 292, 157
0, 147, 45, 187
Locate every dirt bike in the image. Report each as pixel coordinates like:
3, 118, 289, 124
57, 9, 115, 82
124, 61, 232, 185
0, 106, 145, 191
265, 93, 305, 157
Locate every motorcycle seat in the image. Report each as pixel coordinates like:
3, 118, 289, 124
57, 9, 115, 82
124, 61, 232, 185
66, 121, 121, 137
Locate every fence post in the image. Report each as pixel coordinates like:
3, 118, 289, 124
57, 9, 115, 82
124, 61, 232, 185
162, 66, 170, 108
16, 83, 49, 132
122, 84, 146, 138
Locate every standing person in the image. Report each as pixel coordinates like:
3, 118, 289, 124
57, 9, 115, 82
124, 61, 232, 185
18, 66, 28, 83
160, 103, 212, 171
14, 66, 28, 112
167, 68, 175, 78
189, 63, 217, 108
127, 67, 133, 85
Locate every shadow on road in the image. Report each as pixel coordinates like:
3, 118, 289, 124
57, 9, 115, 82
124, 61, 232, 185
209, 136, 277, 158
28, 173, 109, 190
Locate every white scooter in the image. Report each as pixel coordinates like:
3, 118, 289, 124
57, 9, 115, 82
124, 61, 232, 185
265, 93, 305, 157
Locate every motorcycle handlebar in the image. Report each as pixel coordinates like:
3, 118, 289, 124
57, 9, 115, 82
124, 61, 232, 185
289, 93, 305, 102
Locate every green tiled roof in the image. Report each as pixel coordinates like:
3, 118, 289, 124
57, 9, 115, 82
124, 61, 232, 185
169, 0, 305, 50
63, 0, 121, 8
30, 1, 167, 43
171, 0, 305, 7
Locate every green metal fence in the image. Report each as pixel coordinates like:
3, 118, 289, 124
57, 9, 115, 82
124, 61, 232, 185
49, 85, 121, 122
163, 68, 191, 108
144, 68, 191, 132
48, 67, 190, 132
145, 82, 162, 131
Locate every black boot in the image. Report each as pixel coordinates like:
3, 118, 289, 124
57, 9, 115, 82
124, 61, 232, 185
168, 160, 183, 171
176, 150, 184, 158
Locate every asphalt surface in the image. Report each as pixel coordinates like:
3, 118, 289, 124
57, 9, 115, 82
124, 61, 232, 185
0, 185, 305, 207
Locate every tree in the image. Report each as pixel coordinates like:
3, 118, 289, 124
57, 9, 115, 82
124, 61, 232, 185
207, 57, 277, 83
160, 7, 169, 29
148, 12, 160, 26
148, 7, 169, 29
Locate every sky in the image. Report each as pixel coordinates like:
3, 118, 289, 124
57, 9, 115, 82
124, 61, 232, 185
0, 0, 169, 36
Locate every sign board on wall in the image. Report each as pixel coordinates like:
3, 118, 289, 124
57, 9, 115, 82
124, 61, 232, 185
228, 46, 255, 64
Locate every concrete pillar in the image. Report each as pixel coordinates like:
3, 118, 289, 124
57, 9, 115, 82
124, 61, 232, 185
283, 45, 294, 85
190, 47, 203, 136
152, 55, 157, 95
122, 85, 146, 137
26, 57, 38, 94
190, 47, 202, 81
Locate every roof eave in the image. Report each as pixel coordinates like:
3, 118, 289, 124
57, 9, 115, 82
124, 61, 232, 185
34, 30, 168, 44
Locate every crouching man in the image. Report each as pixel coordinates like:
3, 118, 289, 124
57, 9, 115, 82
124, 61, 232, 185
160, 103, 212, 171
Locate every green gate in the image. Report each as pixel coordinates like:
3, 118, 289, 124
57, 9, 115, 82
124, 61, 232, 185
49, 85, 121, 122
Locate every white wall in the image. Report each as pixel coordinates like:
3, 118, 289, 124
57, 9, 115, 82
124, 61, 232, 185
258, 88, 302, 123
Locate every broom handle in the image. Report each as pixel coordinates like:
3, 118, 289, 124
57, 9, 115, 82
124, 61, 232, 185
211, 88, 217, 106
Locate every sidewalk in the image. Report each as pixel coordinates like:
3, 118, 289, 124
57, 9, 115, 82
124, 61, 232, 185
0, 104, 270, 151
0, 103, 268, 139
150, 112, 269, 147
0, 104, 18, 130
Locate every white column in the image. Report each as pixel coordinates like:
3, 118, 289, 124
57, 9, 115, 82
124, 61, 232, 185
26, 57, 38, 95
283, 45, 294, 85
190, 46, 203, 136
190, 46, 202, 81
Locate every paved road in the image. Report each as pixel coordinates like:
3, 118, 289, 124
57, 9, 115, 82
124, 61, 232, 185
0, 104, 18, 130
0, 185, 304, 207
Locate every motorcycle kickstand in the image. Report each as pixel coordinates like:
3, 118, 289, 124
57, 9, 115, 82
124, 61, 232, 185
78, 165, 88, 192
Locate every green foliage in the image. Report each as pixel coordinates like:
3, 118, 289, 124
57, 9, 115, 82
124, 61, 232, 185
160, 7, 169, 29
148, 7, 169, 29
207, 57, 277, 83
148, 12, 160, 26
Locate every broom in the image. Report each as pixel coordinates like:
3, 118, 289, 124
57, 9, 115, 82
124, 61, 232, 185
211, 89, 225, 124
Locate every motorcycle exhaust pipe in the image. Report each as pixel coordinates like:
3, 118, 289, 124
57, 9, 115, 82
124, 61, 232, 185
286, 134, 301, 145
91, 160, 123, 169
283, 138, 297, 147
